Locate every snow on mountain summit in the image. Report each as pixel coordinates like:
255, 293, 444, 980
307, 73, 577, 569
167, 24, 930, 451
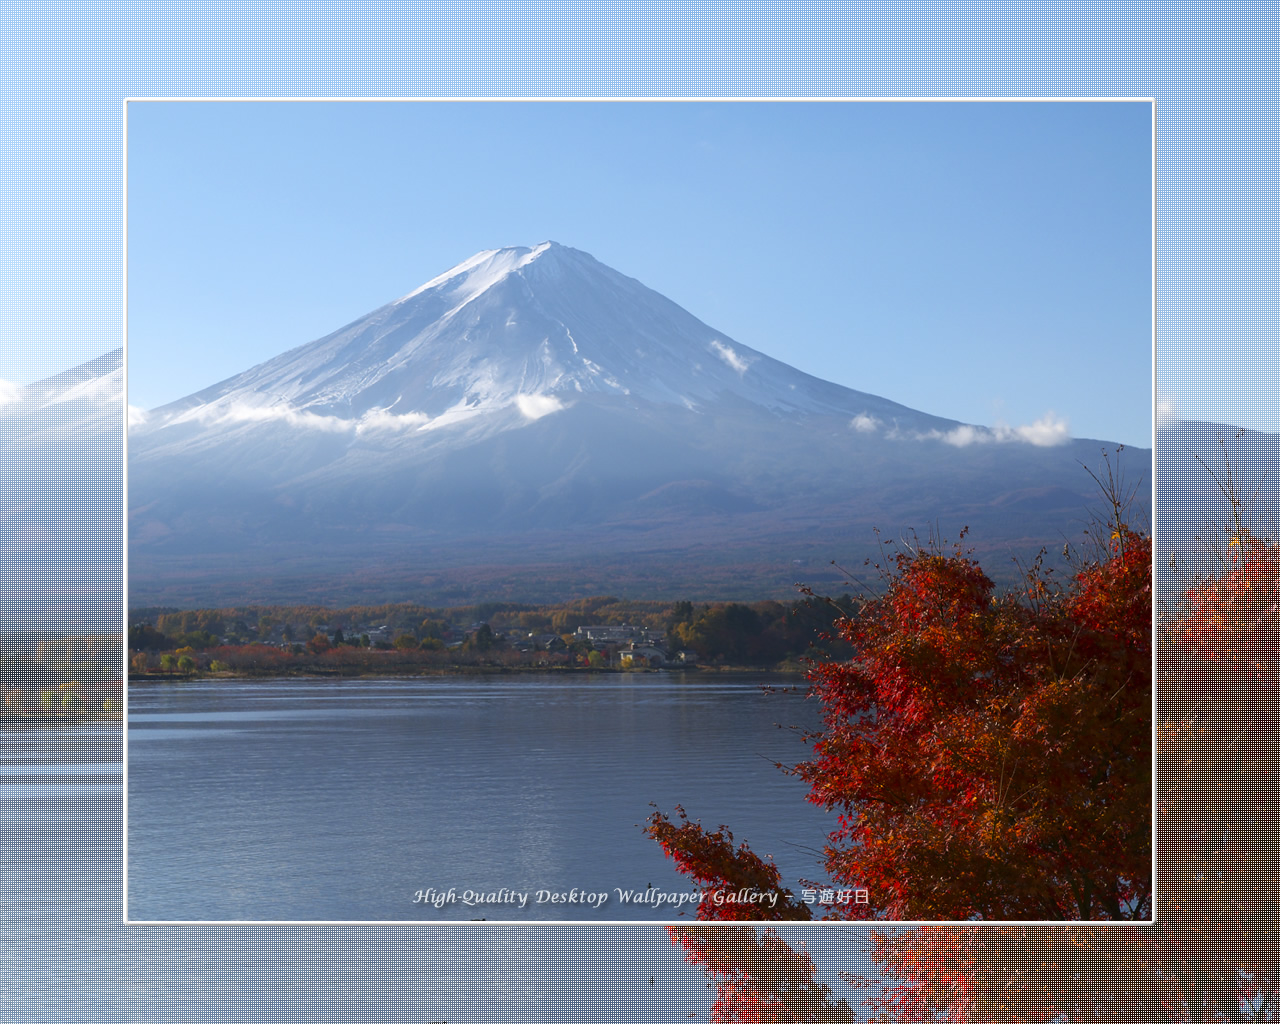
392, 241, 553, 307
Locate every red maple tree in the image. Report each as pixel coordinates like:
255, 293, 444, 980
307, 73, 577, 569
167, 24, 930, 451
798, 520, 1151, 921
670, 925, 860, 1023
1171, 525, 1280, 684
649, 512, 1152, 922
659, 450, 1278, 1022
645, 805, 813, 922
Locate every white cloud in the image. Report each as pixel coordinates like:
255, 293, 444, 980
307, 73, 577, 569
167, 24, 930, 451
172, 400, 352, 433
224, 403, 351, 432
709, 339, 750, 375
850, 412, 881, 433
916, 412, 1071, 448
515, 393, 564, 421
166, 399, 467, 435
0, 379, 24, 407
941, 424, 985, 447
1009, 412, 1071, 447
355, 407, 435, 433
128, 405, 149, 427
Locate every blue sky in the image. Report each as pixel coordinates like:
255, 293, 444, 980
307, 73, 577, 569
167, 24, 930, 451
124, 99, 1153, 447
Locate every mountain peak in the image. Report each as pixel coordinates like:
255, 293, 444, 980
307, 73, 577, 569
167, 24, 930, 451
135, 242, 959, 446
393, 241, 561, 308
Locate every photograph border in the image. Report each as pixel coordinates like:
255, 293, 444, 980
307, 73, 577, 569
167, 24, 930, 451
122, 94, 1159, 929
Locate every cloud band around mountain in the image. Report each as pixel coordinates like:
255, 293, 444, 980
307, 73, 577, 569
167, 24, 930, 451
153, 393, 569, 435
854, 410, 1071, 447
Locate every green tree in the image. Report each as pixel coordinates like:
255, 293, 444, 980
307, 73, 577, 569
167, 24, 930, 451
127, 623, 168, 651
466, 623, 495, 652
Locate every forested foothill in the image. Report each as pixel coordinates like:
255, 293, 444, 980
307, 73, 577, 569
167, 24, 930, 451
127, 593, 861, 678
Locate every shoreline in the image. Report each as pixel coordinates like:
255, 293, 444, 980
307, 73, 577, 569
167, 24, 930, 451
129, 661, 810, 684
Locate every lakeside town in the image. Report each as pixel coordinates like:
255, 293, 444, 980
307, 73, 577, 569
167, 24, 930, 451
126, 595, 859, 679
0, 594, 859, 717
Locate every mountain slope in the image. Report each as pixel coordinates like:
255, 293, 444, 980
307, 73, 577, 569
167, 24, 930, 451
2, 350, 122, 630
139, 243, 952, 428
129, 243, 1150, 607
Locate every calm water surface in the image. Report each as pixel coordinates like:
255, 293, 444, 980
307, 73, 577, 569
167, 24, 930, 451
2, 716, 873, 1021
127, 672, 834, 922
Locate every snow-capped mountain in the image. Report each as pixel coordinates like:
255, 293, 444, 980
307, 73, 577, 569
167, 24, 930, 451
2, 349, 122, 629
132, 242, 954, 457
129, 244, 1149, 608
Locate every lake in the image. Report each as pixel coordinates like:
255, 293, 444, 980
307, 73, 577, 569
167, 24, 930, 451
2, 714, 877, 1021
126, 672, 835, 923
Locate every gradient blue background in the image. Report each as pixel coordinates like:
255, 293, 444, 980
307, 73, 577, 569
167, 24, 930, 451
1, 2, 1274, 1020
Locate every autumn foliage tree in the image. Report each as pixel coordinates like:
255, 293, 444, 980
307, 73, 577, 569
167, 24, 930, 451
1170, 525, 1280, 684
852, 648, 1280, 1023
667, 926, 858, 1023
848, 447, 1280, 1021
665, 446, 1280, 1023
645, 806, 813, 922
650, 496, 1152, 922
798, 516, 1152, 921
